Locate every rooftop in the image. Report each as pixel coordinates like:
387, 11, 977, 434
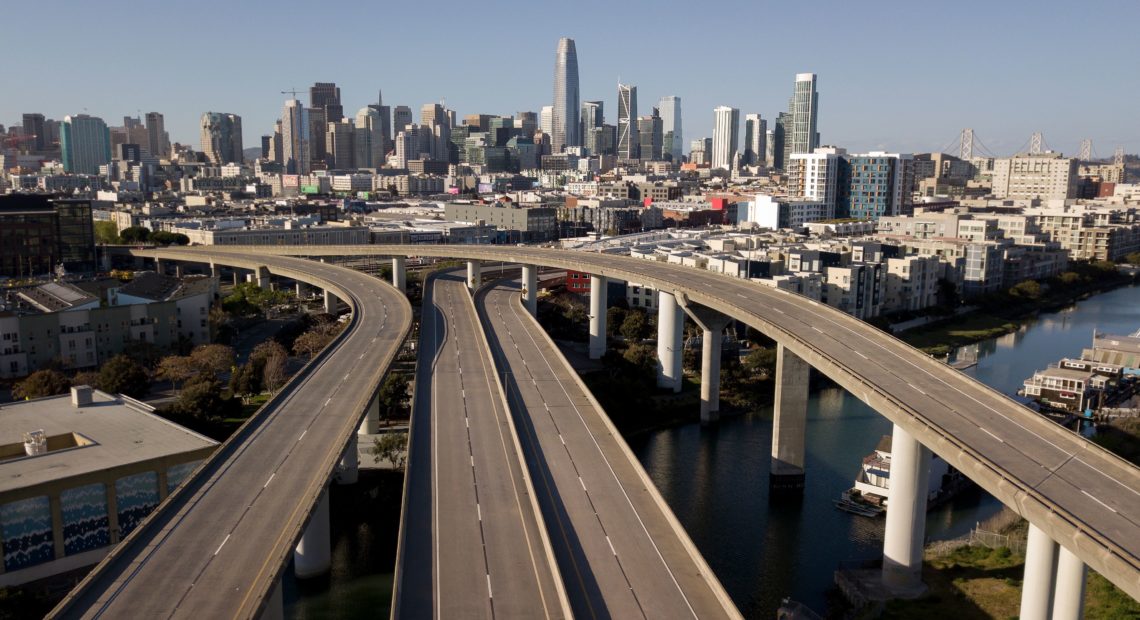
0, 389, 217, 496
16, 282, 99, 312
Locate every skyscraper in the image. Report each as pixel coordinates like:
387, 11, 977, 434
552, 37, 580, 152
61, 114, 111, 174
784, 73, 819, 164
310, 82, 343, 125
22, 113, 45, 152
617, 83, 638, 160
326, 119, 355, 170
145, 112, 167, 159
580, 101, 603, 154
393, 106, 413, 133
367, 90, 391, 159
711, 106, 740, 170
355, 106, 384, 168
637, 109, 663, 161
539, 106, 553, 139
281, 99, 310, 175
657, 96, 682, 162
743, 113, 766, 166
420, 103, 452, 162
199, 112, 243, 164
773, 112, 789, 169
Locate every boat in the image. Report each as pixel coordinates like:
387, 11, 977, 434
833, 489, 885, 517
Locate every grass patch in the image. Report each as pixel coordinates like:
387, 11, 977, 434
900, 312, 1021, 355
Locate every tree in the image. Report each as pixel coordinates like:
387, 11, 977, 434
292, 330, 330, 360
1009, 280, 1042, 301
168, 379, 238, 422
606, 307, 627, 337
13, 370, 71, 400
97, 355, 150, 398
119, 226, 151, 244
622, 343, 657, 378
372, 432, 408, 470
94, 221, 120, 244
378, 372, 410, 422
189, 344, 236, 376
1124, 252, 1140, 265
149, 231, 190, 246
156, 355, 199, 392
252, 340, 288, 392
743, 347, 778, 378
71, 371, 101, 388
620, 309, 649, 342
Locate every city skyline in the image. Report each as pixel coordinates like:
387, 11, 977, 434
3, 0, 1137, 157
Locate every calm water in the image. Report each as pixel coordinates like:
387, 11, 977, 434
289, 284, 1140, 618
628, 283, 1140, 618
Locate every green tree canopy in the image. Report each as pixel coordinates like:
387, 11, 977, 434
94, 221, 120, 244
372, 432, 408, 470
620, 309, 650, 342
119, 226, 151, 243
150, 231, 190, 246
97, 355, 150, 398
13, 369, 71, 400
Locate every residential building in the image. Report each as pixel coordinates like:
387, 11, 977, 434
991, 153, 1079, 200
743, 114, 766, 166
61, 115, 111, 175
787, 146, 845, 209
444, 202, 557, 241
784, 73, 819, 164
843, 152, 914, 220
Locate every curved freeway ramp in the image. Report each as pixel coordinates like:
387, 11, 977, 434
50, 249, 412, 619
236, 245, 1140, 602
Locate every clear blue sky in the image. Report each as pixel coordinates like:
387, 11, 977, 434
4, 0, 1138, 157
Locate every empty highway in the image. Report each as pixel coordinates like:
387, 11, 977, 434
52, 249, 412, 619
477, 279, 740, 618
393, 271, 569, 619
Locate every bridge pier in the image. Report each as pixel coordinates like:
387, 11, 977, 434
255, 266, 271, 290
294, 487, 331, 579
881, 423, 931, 595
233, 270, 241, 286
678, 302, 729, 423
392, 256, 406, 293
359, 393, 380, 435
522, 264, 538, 316
174, 263, 184, 278
1021, 523, 1059, 619
324, 289, 337, 314
771, 344, 809, 492
336, 440, 359, 485
1052, 546, 1087, 620
155, 258, 166, 274
467, 260, 481, 292
656, 291, 683, 392
588, 275, 608, 359
258, 577, 284, 620
210, 261, 221, 279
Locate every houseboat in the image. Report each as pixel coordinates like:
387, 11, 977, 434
840, 434, 967, 516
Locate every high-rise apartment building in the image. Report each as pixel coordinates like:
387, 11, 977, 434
145, 112, 168, 158
991, 153, 1078, 200
711, 106, 739, 170
657, 96, 682, 162
842, 151, 914, 220
281, 99, 310, 175
690, 138, 712, 165
199, 112, 243, 164
552, 37, 580, 152
743, 113, 767, 166
784, 73, 819, 165
617, 83, 638, 160
22, 113, 46, 152
787, 147, 845, 218
61, 114, 111, 175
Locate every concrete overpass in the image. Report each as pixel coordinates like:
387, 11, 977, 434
50, 248, 412, 619
477, 278, 740, 618
238, 244, 1140, 616
392, 271, 570, 618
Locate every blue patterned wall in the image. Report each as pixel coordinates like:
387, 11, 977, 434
61, 483, 111, 556
115, 472, 158, 538
166, 460, 202, 494
1, 496, 54, 572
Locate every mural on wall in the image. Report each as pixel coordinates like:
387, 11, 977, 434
115, 471, 158, 538
61, 483, 111, 555
166, 460, 202, 494
0, 496, 54, 572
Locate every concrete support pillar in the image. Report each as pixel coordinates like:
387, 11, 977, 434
295, 282, 305, 298
233, 271, 241, 286
174, 264, 184, 278
1020, 523, 1059, 620
359, 393, 380, 435
467, 260, 481, 291
588, 275, 607, 359
324, 289, 337, 314
656, 291, 684, 392
771, 344, 810, 491
392, 256, 406, 293
881, 423, 931, 594
1052, 546, 1087, 620
677, 299, 730, 423
210, 262, 221, 279
258, 578, 284, 620
336, 440, 359, 485
256, 266, 270, 290
522, 264, 538, 317
294, 488, 331, 579
155, 258, 166, 274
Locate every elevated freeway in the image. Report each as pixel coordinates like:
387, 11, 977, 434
477, 278, 739, 618
392, 271, 569, 618
241, 244, 1140, 608
51, 248, 412, 619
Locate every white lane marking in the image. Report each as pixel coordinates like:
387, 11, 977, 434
559, 434, 565, 445
477, 504, 482, 521
913, 387, 926, 396
471, 455, 475, 467
486, 574, 493, 599
462, 389, 466, 398
1074, 458, 1140, 498
980, 427, 1005, 443
214, 534, 231, 556
606, 535, 617, 556
324, 398, 332, 407
298, 430, 307, 441
578, 476, 587, 492
855, 351, 868, 359
263, 473, 275, 488
1082, 490, 1118, 513
360, 353, 365, 360
465, 417, 469, 428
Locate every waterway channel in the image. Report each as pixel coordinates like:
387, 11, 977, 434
287, 283, 1140, 618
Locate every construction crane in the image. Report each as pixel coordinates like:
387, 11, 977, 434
280, 88, 301, 100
